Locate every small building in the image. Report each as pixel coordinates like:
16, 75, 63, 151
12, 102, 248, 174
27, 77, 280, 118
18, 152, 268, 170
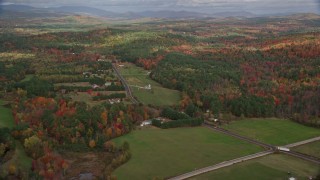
154, 117, 171, 123
92, 84, 100, 89
83, 72, 91, 75
105, 82, 112, 87
140, 120, 152, 127
108, 98, 121, 104
145, 84, 152, 90
83, 72, 92, 78
60, 89, 67, 94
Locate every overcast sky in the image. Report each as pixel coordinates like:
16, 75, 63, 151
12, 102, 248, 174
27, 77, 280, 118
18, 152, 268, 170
1, 0, 320, 14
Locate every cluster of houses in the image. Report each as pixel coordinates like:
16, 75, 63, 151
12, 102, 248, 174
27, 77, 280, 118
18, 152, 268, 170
108, 98, 121, 104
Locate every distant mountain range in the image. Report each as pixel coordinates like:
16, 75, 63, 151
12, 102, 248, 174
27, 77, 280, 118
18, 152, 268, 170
0, 4, 319, 19
0, 4, 256, 19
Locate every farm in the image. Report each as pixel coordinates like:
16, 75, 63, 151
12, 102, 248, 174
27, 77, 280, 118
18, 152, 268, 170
113, 127, 263, 179
118, 63, 181, 106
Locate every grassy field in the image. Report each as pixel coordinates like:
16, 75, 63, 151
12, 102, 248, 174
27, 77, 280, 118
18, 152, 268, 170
0, 99, 5, 106
190, 154, 320, 180
66, 91, 127, 107
20, 75, 34, 83
55, 82, 91, 87
118, 63, 181, 106
223, 118, 320, 145
0, 100, 14, 129
113, 127, 262, 179
293, 141, 320, 158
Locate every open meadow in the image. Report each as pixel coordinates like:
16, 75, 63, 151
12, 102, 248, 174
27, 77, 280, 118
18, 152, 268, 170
113, 127, 262, 179
0, 100, 14, 129
118, 63, 181, 106
222, 118, 320, 145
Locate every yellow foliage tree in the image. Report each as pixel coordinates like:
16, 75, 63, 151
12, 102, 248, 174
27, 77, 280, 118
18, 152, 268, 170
89, 139, 96, 148
101, 110, 108, 125
24, 135, 43, 159
116, 128, 122, 137
0, 143, 6, 157
16, 88, 27, 97
105, 128, 113, 138
104, 141, 115, 152
119, 110, 124, 118
8, 164, 16, 175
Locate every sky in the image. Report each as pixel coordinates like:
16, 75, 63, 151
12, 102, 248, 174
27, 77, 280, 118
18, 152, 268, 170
1, 0, 320, 14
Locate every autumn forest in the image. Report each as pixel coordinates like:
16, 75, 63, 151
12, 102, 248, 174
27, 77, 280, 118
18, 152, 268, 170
0, 8, 320, 180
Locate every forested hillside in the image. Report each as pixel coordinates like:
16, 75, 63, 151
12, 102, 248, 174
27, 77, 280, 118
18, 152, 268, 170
0, 13, 319, 179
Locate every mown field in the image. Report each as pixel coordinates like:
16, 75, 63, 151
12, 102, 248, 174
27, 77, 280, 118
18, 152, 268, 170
0, 100, 14, 129
223, 118, 320, 145
190, 154, 320, 180
293, 141, 320, 158
112, 127, 262, 180
118, 63, 181, 106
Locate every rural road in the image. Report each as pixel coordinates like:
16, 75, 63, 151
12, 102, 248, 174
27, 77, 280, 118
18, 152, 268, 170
284, 151, 320, 164
204, 124, 320, 164
285, 136, 320, 148
112, 63, 139, 104
167, 124, 320, 180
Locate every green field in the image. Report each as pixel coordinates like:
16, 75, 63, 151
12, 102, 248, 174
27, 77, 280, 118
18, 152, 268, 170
0, 100, 5, 106
118, 63, 181, 106
113, 127, 262, 179
0, 100, 14, 129
20, 75, 34, 83
223, 118, 320, 145
293, 141, 320, 158
190, 154, 320, 180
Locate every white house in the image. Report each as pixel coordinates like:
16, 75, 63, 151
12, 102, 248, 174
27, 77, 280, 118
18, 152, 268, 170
140, 120, 152, 127
145, 84, 152, 90
105, 82, 112, 86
